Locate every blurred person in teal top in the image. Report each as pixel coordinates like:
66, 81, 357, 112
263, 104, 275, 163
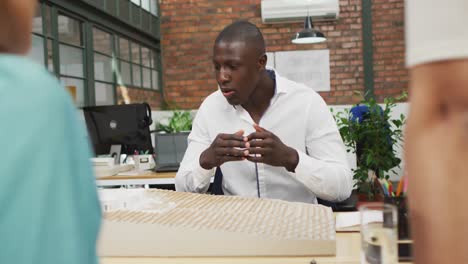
0, 1, 101, 263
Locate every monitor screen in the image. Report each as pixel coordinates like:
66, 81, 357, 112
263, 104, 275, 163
82, 103, 154, 156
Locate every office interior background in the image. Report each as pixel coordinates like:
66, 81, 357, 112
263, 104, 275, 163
28, 0, 408, 177
29, 0, 407, 108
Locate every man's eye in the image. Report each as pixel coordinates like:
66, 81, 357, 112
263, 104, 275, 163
214, 65, 220, 71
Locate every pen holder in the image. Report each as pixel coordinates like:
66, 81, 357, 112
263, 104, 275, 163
134, 154, 155, 171
384, 196, 410, 239
384, 196, 412, 261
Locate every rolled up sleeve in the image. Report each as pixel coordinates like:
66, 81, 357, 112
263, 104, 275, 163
290, 97, 353, 202
175, 109, 215, 193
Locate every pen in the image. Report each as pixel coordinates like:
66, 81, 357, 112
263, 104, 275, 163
382, 179, 390, 197
396, 176, 404, 196
379, 179, 389, 197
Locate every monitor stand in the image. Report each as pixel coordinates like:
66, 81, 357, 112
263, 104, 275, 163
109, 145, 122, 165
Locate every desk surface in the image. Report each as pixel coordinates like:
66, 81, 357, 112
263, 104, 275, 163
100, 232, 411, 264
96, 171, 177, 186
100, 232, 361, 264
98, 171, 176, 180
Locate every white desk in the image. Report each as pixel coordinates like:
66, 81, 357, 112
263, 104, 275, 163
96, 171, 177, 186
100, 230, 411, 264
96, 171, 214, 186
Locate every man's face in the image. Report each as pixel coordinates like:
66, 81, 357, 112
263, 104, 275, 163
213, 40, 262, 106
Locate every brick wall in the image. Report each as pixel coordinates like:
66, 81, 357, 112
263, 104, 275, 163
160, 0, 407, 109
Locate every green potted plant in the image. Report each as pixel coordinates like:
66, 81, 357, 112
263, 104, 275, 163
154, 110, 193, 167
156, 110, 193, 134
333, 92, 407, 201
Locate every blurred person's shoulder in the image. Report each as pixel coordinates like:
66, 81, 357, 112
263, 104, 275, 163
0, 55, 71, 111
406, 0, 468, 66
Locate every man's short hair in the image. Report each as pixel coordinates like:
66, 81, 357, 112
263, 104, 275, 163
214, 20, 266, 56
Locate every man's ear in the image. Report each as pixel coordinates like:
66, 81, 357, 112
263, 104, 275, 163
258, 53, 267, 70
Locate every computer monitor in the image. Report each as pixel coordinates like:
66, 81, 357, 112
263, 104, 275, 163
82, 103, 154, 157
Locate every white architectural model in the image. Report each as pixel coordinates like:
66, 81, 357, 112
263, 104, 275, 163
98, 189, 336, 256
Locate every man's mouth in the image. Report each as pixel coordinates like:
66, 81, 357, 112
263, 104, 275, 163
221, 88, 235, 97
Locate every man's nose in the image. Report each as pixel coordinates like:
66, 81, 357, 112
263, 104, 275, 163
219, 68, 231, 83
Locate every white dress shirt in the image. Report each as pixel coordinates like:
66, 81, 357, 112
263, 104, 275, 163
175, 70, 353, 203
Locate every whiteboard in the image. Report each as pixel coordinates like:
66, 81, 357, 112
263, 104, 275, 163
272, 50, 331, 92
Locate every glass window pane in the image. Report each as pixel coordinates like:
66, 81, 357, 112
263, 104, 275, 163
47, 39, 54, 72
119, 38, 130, 60
142, 0, 150, 11
142, 11, 150, 31
93, 27, 112, 55
95, 82, 115, 106
131, 0, 140, 5
119, 0, 130, 20
142, 67, 151, 88
131, 42, 140, 64
94, 53, 113, 82
28, 35, 45, 65
58, 15, 82, 46
59, 44, 84, 77
132, 65, 141, 87
141, 47, 151, 67
32, 5, 43, 34
150, 0, 158, 16
152, 70, 159, 90
61, 77, 85, 107
106, 0, 117, 15
119, 61, 131, 85
131, 5, 141, 26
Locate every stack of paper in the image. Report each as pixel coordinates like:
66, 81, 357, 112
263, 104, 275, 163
92, 157, 134, 177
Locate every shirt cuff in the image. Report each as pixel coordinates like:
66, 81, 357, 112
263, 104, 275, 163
292, 150, 318, 178
192, 164, 215, 189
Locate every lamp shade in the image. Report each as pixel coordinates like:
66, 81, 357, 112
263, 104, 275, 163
292, 16, 326, 44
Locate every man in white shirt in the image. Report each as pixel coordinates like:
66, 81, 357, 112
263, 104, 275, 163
175, 21, 352, 204
405, 0, 468, 263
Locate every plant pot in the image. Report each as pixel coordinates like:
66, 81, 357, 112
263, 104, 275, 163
356, 192, 384, 209
154, 132, 189, 166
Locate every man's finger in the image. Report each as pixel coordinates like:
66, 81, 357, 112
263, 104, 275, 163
247, 131, 269, 141
221, 156, 245, 163
215, 147, 248, 157
246, 156, 263, 163
219, 132, 246, 141
218, 139, 249, 148
247, 147, 269, 155
234, 129, 245, 136
248, 139, 265, 148
254, 124, 266, 132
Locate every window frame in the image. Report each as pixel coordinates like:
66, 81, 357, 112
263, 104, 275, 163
30, 0, 162, 107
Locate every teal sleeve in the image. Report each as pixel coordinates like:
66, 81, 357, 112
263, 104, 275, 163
0, 56, 101, 264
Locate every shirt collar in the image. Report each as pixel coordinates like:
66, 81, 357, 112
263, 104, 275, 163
222, 68, 288, 111
266, 67, 288, 95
